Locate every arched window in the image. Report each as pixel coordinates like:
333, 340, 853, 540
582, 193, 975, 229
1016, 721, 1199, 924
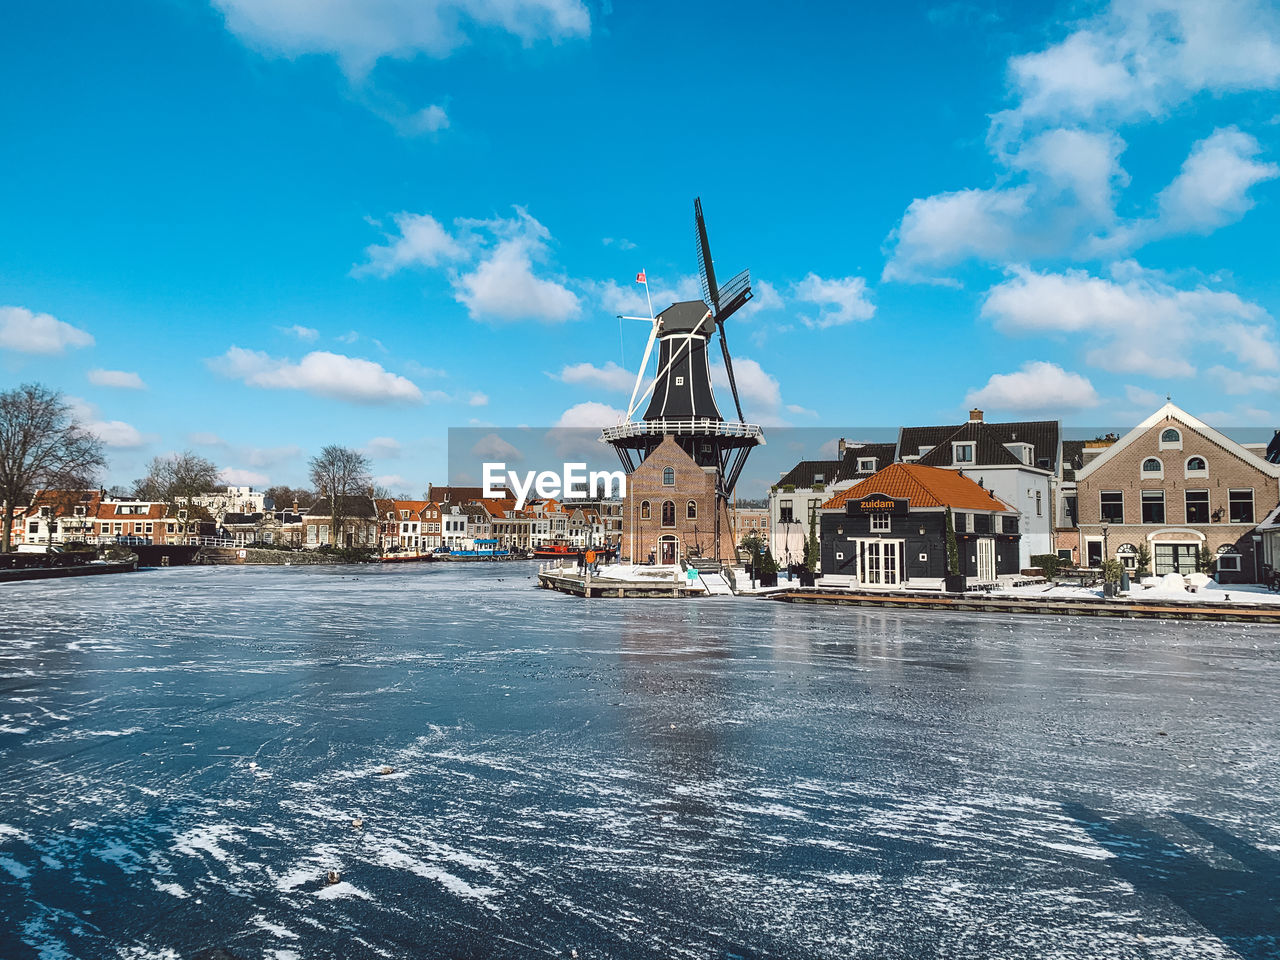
686, 499, 697, 519
1141, 457, 1163, 476
1159, 427, 1182, 450
1186, 456, 1207, 475
640, 500, 651, 520
662, 466, 675, 486
661, 500, 676, 527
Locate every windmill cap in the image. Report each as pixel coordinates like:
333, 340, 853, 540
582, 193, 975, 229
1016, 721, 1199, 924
657, 300, 712, 334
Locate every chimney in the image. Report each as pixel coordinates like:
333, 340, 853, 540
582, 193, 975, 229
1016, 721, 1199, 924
838, 438, 847, 457
969, 408, 983, 423
292, 499, 299, 513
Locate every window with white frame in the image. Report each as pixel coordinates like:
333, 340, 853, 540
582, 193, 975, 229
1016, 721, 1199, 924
1159, 428, 1182, 450
857, 458, 875, 472
870, 514, 891, 532
1141, 457, 1163, 477
1185, 456, 1208, 478
1229, 489, 1254, 524
953, 442, 975, 463
1217, 553, 1241, 571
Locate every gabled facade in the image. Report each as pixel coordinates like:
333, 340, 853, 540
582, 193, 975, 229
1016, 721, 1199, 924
1074, 403, 1280, 582
14, 489, 103, 547
820, 463, 1020, 588
899, 410, 1058, 568
304, 497, 379, 549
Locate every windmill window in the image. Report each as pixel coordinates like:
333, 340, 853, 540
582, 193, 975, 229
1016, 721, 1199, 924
662, 467, 675, 486
686, 500, 697, 520
640, 500, 651, 520
1159, 428, 1182, 450
661, 500, 676, 527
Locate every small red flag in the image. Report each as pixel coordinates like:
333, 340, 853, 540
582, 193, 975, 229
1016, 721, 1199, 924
635, 270, 646, 284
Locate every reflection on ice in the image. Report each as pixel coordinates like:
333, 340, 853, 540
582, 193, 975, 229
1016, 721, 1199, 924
0, 564, 1277, 959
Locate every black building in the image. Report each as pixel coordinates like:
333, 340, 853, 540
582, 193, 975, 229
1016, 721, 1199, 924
820, 463, 1021, 587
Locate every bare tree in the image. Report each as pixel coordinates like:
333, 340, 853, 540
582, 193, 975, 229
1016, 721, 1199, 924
308, 445, 371, 547
133, 451, 222, 537
0, 384, 106, 552
264, 485, 316, 510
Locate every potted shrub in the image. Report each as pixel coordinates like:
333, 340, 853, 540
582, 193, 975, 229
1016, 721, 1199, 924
759, 547, 779, 587
1135, 544, 1152, 578
943, 506, 966, 592
799, 512, 819, 586
1101, 559, 1124, 597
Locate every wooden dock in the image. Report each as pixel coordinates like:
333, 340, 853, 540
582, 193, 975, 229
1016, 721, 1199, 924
537, 564, 698, 598
764, 587, 1280, 622
0, 558, 138, 583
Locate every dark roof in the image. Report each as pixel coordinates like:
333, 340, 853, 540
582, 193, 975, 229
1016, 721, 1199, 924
427, 484, 514, 502
221, 512, 263, 525
777, 459, 841, 489
900, 419, 1060, 471
657, 300, 712, 334
837, 443, 898, 480
307, 496, 377, 519
1060, 439, 1086, 481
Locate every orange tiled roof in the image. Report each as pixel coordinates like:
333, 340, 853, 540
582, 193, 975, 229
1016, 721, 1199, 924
821, 463, 1012, 512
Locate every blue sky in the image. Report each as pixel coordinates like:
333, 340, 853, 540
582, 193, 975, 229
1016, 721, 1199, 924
3, 0, 1279, 493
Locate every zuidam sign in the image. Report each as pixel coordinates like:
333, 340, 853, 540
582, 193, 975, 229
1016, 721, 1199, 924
846, 493, 909, 517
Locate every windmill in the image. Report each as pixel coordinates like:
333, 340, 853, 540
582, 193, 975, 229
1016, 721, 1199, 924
602, 197, 764, 564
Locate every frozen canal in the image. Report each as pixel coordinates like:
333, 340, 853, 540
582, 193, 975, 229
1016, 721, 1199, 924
1, 565, 1278, 960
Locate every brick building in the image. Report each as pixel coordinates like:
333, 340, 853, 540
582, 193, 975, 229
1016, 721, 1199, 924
1074, 402, 1280, 582
621, 436, 734, 564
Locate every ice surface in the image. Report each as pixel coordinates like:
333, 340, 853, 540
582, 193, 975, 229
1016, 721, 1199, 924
0, 563, 1277, 959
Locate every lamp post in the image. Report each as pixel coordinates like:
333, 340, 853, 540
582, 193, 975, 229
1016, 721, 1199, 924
1101, 515, 1110, 566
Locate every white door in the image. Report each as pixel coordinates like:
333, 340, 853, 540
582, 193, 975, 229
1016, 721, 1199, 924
862, 541, 902, 586
881, 541, 899, 585
977, 538, 996, 582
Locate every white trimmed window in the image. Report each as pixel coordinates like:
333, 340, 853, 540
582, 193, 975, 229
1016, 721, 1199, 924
1217, 553, 1241, 572
1141, 457, 1163, 478
1229, 489, 1254, 524
1185, 456, 1208, 479
1159, 427, 1182, 450
953, 442, 975, 463
870, 514, 891, 532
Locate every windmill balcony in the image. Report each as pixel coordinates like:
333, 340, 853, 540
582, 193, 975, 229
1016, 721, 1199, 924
600, 419, 765, 442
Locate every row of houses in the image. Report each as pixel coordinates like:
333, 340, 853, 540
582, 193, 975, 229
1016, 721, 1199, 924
10, 484, 624, 554
763, 402, 1280, 586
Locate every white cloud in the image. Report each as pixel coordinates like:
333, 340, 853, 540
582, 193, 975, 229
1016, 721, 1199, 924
365, 436, 402, 459
588, 274, 702, 318
712, 356, 783, 422
965, 362, 1100, 412
467, 391, 489, 406
738, 279, 785, 318
981, 263, 1279, 377
602, 237, 637, 250
1155, 127, 1279, 232
470, 433, 524, 461
68, 398, 149, 449
454, 227, 580, 322
1010, 128, 1129, 218
220, 467, 270, 486
281, 324, 319, 341
1124, 384, 1164, 407
209, 347, 424, 404
406, 104, 449, 133
793, 273, 875, 328
998, 0, 1280, 129
882, 186, 1033, 281
355, 212, 466, 276
189, 431, 225, 446
555, 360, 634, 393
554, 401, 625, 429
1206, 365, 1280, 395
213, 0, 590, 76
375, 473, 412, 492
0, 306, 94, 355
358, 207, 580, 322
87, 369, 146, 390
884, 2, 1280, 280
